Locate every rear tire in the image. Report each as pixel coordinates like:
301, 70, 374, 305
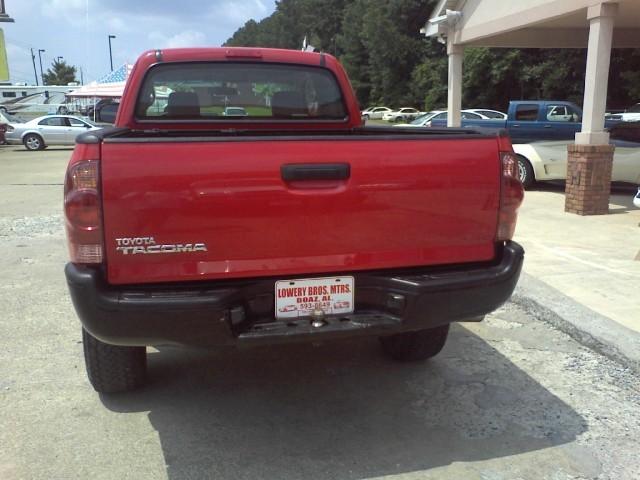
23, 133, 45, 151
82, 328, 147, 393
380, 324, 450, 361
516, 155, 535, 189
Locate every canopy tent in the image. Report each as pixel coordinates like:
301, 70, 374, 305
66, 64, 132, 98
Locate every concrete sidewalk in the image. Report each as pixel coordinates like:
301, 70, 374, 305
513, 184, 640, 369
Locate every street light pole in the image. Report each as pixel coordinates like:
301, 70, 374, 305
38, 49, 45, 85
108, 35, 116, 71
30, 48, 39, 86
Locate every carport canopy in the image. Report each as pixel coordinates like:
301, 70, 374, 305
422, 0, 640, 144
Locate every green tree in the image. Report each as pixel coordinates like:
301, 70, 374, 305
224, 0, 640, 112
42, 59, 77, 86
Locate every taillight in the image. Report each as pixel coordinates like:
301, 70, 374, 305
497, 151, 524, 241
64, 152, 103, 264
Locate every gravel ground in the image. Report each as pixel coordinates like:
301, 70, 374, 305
1, 146, 639, 480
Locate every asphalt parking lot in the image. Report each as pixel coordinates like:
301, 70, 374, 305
1, 146, 639, 480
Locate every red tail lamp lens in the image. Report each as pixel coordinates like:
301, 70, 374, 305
64, 160, 103, 264
497, 152, 524, 241
65, 189, 100, 228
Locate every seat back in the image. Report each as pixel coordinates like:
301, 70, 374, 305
167, 92, 200, 117
271, 91, 308, 117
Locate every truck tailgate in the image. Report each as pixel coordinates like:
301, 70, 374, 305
101, 136, 500, 284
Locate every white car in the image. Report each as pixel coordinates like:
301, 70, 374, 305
513, 123, 640, 188
5, 115, 99, 151
608, 103, 640, 122
395, 109, 491, 127
361, 106, 392, 120
464, 108, 507, 119
223, 106, 248, 116
395, 110, 446, 127
382, 108, 423, 123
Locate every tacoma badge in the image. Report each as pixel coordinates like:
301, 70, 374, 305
115, 237, 207, 255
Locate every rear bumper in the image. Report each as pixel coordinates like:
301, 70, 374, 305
66, 241, 524, 347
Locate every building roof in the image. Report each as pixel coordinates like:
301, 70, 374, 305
423, 0, 640, 48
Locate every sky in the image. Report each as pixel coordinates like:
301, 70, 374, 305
2, 0, 277, 85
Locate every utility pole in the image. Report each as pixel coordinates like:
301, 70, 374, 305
108, 34, 116, 71
80, 67, 84, 85
38, 49, 45, 85
30, 48, 38, 85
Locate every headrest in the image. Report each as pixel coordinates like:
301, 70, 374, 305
271, 91, 308, 117
167, 91, 200, 117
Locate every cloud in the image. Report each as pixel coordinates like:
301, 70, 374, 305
106, 17, 128, 33
215, 0, 269, 24
148, 30, 207, 49
40, 0, 86, 20
5, 43, 36, 84
3, 0, 277, 84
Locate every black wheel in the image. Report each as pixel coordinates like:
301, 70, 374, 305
82, 328, 147, 393
23, 133, 45, 151
380, 324, 450, 361
516, 155, 535, 189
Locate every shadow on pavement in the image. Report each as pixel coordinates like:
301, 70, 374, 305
102, 324, 586, 479
0, 146, 74, 153
532, 181, 637, 213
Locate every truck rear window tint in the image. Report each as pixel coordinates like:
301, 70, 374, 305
515, 104, 539, 121
135, 62, 347, 121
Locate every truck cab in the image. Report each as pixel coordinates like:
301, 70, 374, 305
64, 47, 524, 393
429, 100, 620, 143
506, 101, 584, 142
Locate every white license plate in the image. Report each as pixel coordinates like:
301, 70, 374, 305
275, 276, 354, 319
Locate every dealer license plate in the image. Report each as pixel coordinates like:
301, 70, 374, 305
275, 276, 354, 319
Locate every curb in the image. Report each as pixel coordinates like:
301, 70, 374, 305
511, 272, 640, 374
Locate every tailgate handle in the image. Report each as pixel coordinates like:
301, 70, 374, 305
281, 163, 350, 181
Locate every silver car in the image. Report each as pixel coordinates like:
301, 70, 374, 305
5, 115, 99, 151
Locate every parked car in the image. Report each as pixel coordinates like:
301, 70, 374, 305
84, 99, 119, 122
65, 47, 523, 393
395, 110, 445, 127
395, 110, 491, 127
223, 106, 248, 116
464, 108, 508, 119
513, 121, 640, 188
361, 106, 392, 120
0, 110, 24, 124
5, 115, 99, 150
429, 100, 621, 143
607, 103, 640, 122
382, 107, 422, 122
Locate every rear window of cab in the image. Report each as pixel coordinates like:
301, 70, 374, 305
135, 62, 348, 121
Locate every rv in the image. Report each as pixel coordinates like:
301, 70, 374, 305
0, 84, 75, 119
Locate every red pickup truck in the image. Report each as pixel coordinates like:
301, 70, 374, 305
64, 48, 524, 393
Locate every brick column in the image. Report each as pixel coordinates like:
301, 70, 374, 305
565, 144, 614, 215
